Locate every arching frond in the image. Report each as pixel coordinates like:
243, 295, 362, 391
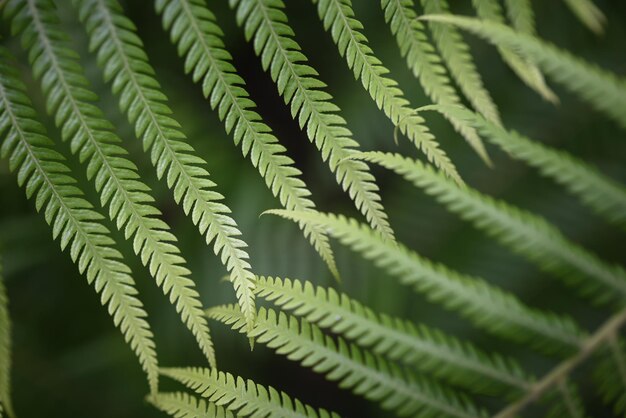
74, 0, 256, 335
161, 367, 340, 418
471, 0, 557, 103
424, 14, 626, 131
0, 258, 12, 417
265, 209, 585, 354
422, 104, 626, 229
254, 275, 531, 395
148, 392, 234, 418
209, 305, 488, 418
357, 151, 626, 306
315, 0, 474, 175
420, 0, 501, 126
229, 0, 394, 240
0, 48, 158, 392
562, 0, 606, 35
5, 0, 215, 365
155, 0, 339, 280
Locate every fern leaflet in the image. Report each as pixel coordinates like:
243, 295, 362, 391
0, 48, 158, 392
504, 0, 535, 35
74, 0, 256, 335
149, 392, 234, 418
155, 0, 339, 280
266, 209, 585, 354
254, 275, 531, 395
161, 367, 340, 418
358, 150, 626, 306
471, 0, 557, 103
312, 0, 473, 175
423, 14, 626, 131
209, 304, 488, 418
420, 0, 501, 126
230, 0, 394, 240
4, 0, 216, 365
562, 0, 606, 35
0, 257, 12, 417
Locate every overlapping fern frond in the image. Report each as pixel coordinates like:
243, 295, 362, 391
315, 0, 473, 175
0, 257, 12, 417
357, 151, 626, 306
253, 275, 531, 395
4, 0, 216, 365
155, 0, 339, 280
424, 14, 626, 131
229, 0, 394, 240
149, 392, 234, 418
161, 367, 341, 418
266, 209, 585, 355
209, 304, 489, 418
0, 47, 159, 392
74, 0, 256, 335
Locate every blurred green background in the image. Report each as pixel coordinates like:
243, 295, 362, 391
1, 0, 625, 416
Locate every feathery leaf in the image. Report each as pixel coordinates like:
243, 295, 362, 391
74, 0, 256, 335
357, 150, 626, 306
265, 209, 585, 354
0, 47, 158, 392
504, 0, 536, 35
161, 366, 341, 418
4, 0, 216, 365
209, 304, 489, 418
148, 392, 234, 418
155, 0, 339, 280
254, 275, 532, 395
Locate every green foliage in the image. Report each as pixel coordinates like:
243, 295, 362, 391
4, 0, 216, 364
0, 257, 12, 417
149, 392, 234, 418
0, 47, 158, 392
161, 367, 340, 418
74, 0, 257, 336
209, 304, 489, 418
562, 0, 606, 34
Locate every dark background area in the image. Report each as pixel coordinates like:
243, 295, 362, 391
1, 0, 625, 416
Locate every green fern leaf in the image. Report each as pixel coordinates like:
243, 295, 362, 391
421, 104, 626, 229
471, 0, 558, 103
420, 0, 501, 126
424, 14, 626, 131
74, 0, 256, 335
265, 209, 585, 354
504, 0, 536, 35
0, 48, 159, 392
155, 0, 339, 280
0, 257, 12, 417
311, 0, 474, 176
357, 150, 626, 306
161, 366, 341, 418
593, 339, 626, 415
4, 0, 216, 365
562, 0, 606, 35
545, 382, 589, 418
148, 392, 234, 418
209, 304, 489, 418
229, 0, 394, 240
254, 275, 531, 395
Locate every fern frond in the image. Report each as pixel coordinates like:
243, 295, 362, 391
229, 0, 394, 240
357, 150, 626, 306
423, 104, 626, 229
0, 258, 13, 417
504, 0, 535, 35
545, 382, 588, 418
74, 0, 256, 335
148, 391, 234, 418
155, 0, 339, 280
0, 48, 158, 392
594, 339, 626, 415
314, 0, 475, 175
161, 367, 340, 418
209, 304, 488, 418
420, 0, 501, 126
254, 275, 531, 395
5, 0, 216, 364
562, 0, 606, 35
265, 209, 585, 354
425, 14, 626, 130
471, 0, 558, 103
